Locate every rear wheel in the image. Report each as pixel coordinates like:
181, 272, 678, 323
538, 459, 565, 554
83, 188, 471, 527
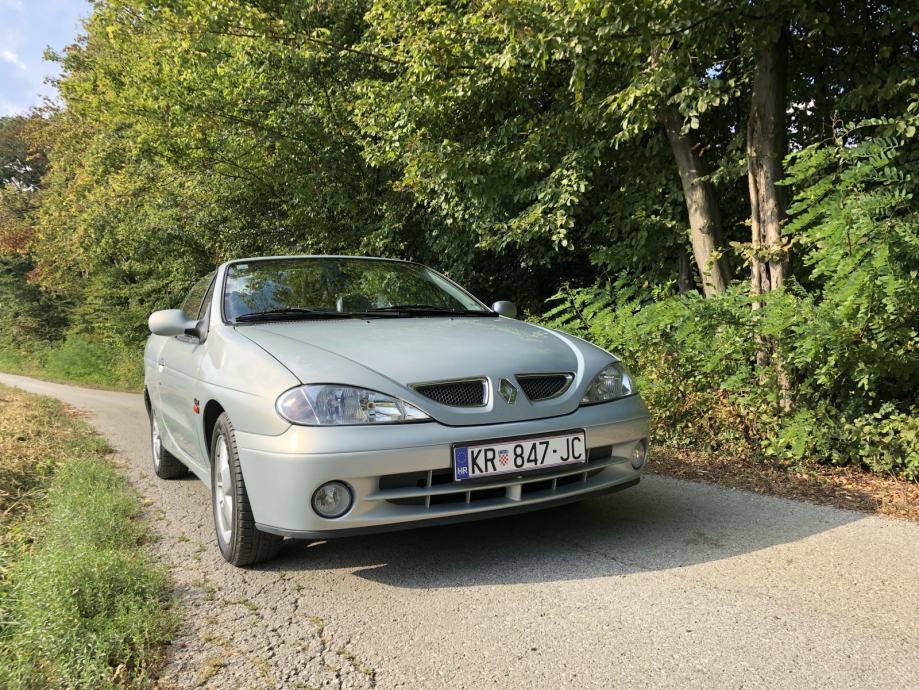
211, 412, 283, 566
149, 408, 188, 479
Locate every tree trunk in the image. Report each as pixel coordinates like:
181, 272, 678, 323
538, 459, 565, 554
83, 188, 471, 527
748, 32, 789, 299
659, 108, 731, 297
747, 30, 791, 403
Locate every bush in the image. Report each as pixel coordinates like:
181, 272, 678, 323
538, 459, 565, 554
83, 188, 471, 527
0, 334, 143, 391
44, 335, 142, 389
844, 405, 919, 479
0, 346, 27, 374
538, 283, 919, 480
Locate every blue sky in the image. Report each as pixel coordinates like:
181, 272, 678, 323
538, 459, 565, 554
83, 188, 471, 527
0, 0, 92, 116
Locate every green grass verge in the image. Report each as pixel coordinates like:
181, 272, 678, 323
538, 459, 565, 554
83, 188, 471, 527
0, 385, 175, 689
0, 335, 143, 392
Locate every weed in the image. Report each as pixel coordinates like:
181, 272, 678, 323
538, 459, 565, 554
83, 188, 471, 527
231, 597, 259, 612
196, 656, 227, 686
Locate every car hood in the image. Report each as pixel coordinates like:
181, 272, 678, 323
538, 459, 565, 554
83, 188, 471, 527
236, 317, 615, 426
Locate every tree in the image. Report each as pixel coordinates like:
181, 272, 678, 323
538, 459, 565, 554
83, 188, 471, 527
355, 0, 746, 295
2, 0, 917, 476
0, 115, 48, 254
746, 26, 791, 403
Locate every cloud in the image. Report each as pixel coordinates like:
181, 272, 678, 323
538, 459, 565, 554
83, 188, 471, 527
1, 48, 26, 70
0, 0, 90, 116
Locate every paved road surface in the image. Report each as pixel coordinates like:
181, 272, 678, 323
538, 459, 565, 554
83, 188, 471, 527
1, 372, 917, 689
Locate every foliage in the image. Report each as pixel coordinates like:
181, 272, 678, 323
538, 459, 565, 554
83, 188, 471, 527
25, 0, 548, 326
0, 385, 175, 688
0, 334, 142, 391
0, 116, 48, 255
539, 102, 919, 479
355, 0, 694, 284
782, 121, 919, 404
43, 336, 144, 390
0, 0, 917, 478
0, 256, 65, 349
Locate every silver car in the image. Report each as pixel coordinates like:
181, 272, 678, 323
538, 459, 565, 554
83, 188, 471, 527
145, 256, 649, 565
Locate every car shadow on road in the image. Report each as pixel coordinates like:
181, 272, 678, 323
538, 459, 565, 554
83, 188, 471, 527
262, 475, 864, 588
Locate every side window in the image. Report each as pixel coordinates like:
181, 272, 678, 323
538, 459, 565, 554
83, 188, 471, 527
180, 271, 217, 319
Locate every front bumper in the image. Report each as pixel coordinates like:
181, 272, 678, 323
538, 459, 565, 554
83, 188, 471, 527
235, 395, 649, 538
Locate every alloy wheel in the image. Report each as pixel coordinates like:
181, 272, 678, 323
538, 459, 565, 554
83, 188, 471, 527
151, 415, 162, 470
214, 434, 234, 545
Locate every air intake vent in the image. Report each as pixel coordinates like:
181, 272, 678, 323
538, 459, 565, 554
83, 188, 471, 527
517, 374, 573, 401
412, 378, 487, 407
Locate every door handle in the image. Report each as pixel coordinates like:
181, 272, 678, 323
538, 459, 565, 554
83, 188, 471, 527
157, 357, 166, 368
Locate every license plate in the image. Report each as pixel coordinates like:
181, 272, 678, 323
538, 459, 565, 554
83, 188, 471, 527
453, 430, 587, 482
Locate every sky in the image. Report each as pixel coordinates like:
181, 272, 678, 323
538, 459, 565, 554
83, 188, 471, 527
0, 0, 93, 116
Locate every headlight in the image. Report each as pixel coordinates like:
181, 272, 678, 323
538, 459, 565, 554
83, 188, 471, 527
276, 385, 431, 425
581, 362, 634, 404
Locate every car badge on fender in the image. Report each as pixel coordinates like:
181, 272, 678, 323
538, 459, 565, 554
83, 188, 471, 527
498, 378, 517, 405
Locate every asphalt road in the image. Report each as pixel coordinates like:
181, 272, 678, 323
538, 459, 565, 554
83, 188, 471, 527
2, 371, 917, 689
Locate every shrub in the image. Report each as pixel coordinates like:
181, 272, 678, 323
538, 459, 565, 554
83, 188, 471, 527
18, 335, 144, 390
538, 282, 919, 479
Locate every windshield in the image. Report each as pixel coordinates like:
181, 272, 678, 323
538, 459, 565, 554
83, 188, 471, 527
223, 257, 490, 321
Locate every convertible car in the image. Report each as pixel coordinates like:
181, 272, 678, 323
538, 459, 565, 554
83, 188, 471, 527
145, 256, 649, 565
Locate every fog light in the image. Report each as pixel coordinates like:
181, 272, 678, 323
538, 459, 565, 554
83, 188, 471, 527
312, 481, 353, 519
631, 441, 648, 470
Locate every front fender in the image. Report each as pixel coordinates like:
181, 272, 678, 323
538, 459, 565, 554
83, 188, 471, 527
196, 325, 299, 444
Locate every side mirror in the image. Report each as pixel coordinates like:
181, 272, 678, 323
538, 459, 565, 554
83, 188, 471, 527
148, 309, 201, 337
492, 300, 517, 318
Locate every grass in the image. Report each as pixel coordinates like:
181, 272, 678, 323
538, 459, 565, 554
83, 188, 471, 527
0, 335, 143, 392
195, 656, 227, 686
230, 597, 259, 613
0, 384, 175, 689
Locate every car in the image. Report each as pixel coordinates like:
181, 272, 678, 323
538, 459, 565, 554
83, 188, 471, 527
144, 255, 650, 565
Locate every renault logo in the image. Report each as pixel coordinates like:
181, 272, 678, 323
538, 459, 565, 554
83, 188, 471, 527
498, 378, 517, 404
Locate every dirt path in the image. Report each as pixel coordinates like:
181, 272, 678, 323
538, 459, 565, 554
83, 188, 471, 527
2, 371, 918, 689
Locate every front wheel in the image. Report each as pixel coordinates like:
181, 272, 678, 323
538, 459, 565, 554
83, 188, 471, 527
211, 412, 283, 566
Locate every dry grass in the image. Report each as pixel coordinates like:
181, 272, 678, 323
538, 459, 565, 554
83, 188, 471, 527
651, 447, 919, 521
0, 385, 91, 521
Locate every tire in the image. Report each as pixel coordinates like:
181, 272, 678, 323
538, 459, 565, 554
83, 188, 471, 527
210, 412, 283, 566
149, 407, 188, 479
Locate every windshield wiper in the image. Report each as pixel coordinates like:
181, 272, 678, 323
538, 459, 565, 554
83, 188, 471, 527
234, 308, 359, 323
235, 305, 497, 323
368, 304, 497, 317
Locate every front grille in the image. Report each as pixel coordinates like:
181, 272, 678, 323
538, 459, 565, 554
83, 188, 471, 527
411, 378, 487, 407
517, 373, 573, 401
376, 445, 615, 508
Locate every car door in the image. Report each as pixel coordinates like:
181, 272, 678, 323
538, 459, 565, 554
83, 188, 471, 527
157, 272, 216, 468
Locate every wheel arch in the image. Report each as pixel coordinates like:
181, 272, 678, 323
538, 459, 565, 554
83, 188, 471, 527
203, 399, 226, 460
